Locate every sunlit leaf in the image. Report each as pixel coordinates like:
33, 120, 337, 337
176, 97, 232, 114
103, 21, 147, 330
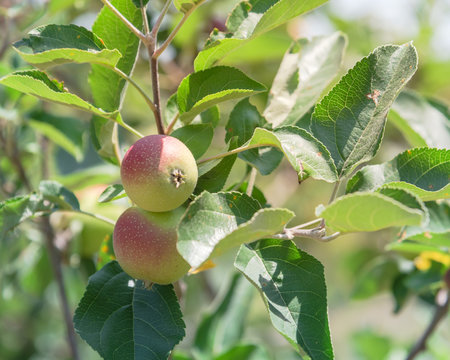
235, 239, 333, 359
177, 191, 294, 269
177, 66, 266, 124
310, 43, 418, 178
264, 32, 347, 127
347, 148, 450, 201
14, 24, 121, 69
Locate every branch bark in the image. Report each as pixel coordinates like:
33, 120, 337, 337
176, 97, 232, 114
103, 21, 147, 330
406, 289, 449, 360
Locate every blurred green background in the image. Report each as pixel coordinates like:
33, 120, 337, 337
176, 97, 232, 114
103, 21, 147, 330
0, 0, 449, 359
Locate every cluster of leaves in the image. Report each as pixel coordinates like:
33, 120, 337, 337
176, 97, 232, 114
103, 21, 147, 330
0, 0, 449, 359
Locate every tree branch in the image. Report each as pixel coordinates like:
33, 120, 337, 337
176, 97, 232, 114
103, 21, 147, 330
406, 289, 449, 360
197, 143, 275, 164
42, 217, 81, 360
151, 0, 172, 37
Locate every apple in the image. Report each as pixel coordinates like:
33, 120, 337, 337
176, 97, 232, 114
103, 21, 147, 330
113, 206, 190, 284
121, 135, 198, 212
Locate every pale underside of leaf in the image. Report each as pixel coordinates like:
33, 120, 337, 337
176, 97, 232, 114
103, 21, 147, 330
318, 192, 424, 233
264, 32, 347, 127
245, 127, 338, 182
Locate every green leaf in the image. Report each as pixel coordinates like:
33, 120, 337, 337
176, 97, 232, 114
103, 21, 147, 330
317, 191, 424, 233
352, 330, 392, 360
389, 90, 450, 148
193, 273, 254, 359
98, 184, 125, 203
346, 148, 450, 201
90, 116, 119, 165
0, 70, 118, 119
28, 111, 86, 161
90, 0, 142, 112
131, 0, 150, 7
225, 99, 266, 145
235, 239, 334, 360
0, 195, 49, 238
177, 191, 294, 269
396, 201, 450, 248
73, 261, 185, 360
174, 0, 206, 13
195, 137, 239, 194
89, 0, 142, 162
244, 127, 338, 182
351, 257, 399, 300
39, 180, 80, 210
194, 0, 328, 70
214, 344, 269, 360
386, 240, 449, 256
225, 99, 282, 176
310, 43, 418, 178
0, 180, 79, 238
54, 164, 119, 190
13, 24, 122, 69
171, 124, 213, 159
264, 32, 347, 127
177, 66, 266, 124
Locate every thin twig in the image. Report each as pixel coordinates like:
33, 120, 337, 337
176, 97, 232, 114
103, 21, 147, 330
0, 120, 32, 191
321, 181, 340, 227
149, 53, 165, 134
153, 7, 192, 58
197, 143, 275, 164
100, 0, 146, 42
246, 168, 257, 196
165, 112, 179, 135
406, 289, 449, 360
112, 122, 122, 165
42, 218, 81, 360
77, 210, 116, 226
291, 218, 323, 230
40, 136, 80, 360
108, 65, 157, 114
150, 0, 172, 37
141, 2, 150, 35
273, 226, 327, 240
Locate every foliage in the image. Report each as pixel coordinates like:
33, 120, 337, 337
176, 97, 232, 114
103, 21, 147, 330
0, 1, 449, 360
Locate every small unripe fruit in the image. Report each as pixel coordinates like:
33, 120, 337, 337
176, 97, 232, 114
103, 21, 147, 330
113, 207, 190, 284
121, 135, 198, 212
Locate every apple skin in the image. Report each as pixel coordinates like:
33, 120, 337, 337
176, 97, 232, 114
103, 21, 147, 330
121, 135, 198, 212
113, 206, 190, 284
